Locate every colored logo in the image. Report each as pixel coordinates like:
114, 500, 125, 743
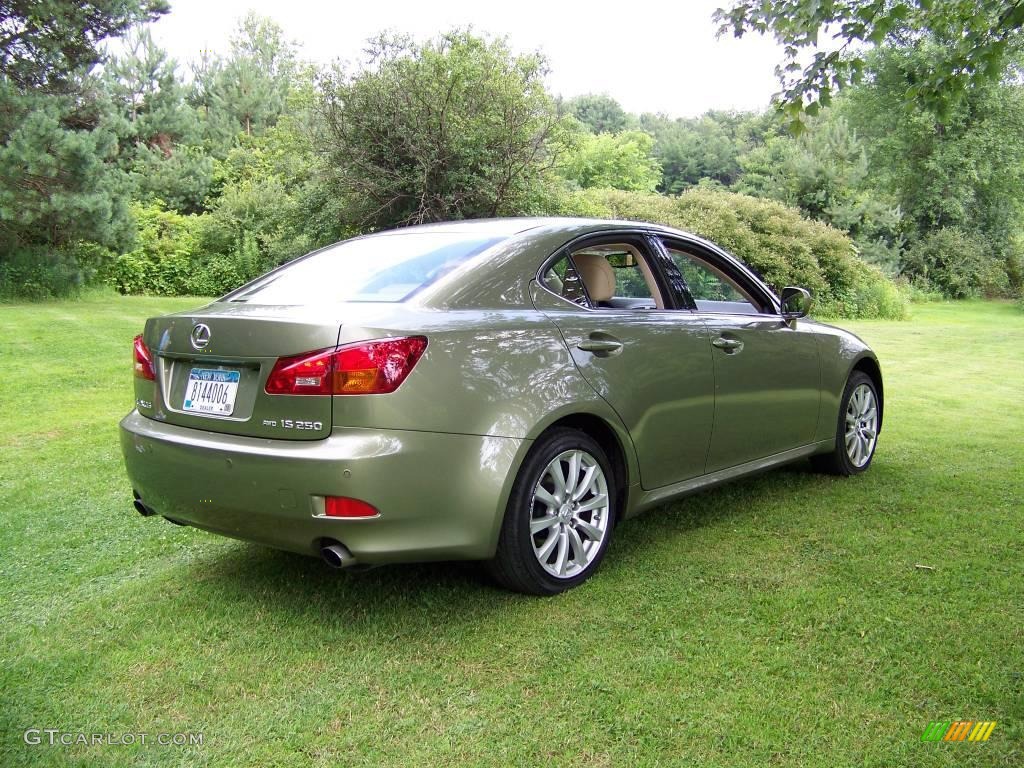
921, 721, 997, 742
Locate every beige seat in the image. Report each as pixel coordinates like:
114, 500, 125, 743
572, 253, 615, 305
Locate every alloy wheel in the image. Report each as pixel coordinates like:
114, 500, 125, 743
529, 449, 610, 579
845, 383, 878, 468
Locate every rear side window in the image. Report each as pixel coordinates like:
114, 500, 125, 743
541, 254, 590, 305
604, 251, 654, 299
229, 233, 507, 304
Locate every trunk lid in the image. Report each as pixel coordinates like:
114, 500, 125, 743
139, 303, 342, 440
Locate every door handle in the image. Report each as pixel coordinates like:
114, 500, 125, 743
577, 336, 623, 355
711, 337, 744, 353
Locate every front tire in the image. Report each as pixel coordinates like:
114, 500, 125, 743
811, 371, 880, 476
487, 428, 617, 595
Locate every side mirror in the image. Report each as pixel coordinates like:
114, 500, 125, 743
780, 286, 813, 319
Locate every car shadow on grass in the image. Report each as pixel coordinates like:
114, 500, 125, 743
168, 459, 845, 627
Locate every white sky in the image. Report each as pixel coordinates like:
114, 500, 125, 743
147, 0, 784, 118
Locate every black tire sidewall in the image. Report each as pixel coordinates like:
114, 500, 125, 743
835, 371, 878, 475
506, 429, 617, 594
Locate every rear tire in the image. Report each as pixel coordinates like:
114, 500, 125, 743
811, 371, 879, 476
486, 428, 617, 595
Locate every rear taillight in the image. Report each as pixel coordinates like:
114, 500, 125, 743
133, 335, 155, 380
265, 336, 427, 396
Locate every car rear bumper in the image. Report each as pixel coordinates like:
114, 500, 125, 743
119, 411, 526, 564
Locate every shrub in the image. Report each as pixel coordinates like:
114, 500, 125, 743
104, 201, 271, 297
0, 241, 117, 301
567, 187, 907, 319
901, 228, 1011, 299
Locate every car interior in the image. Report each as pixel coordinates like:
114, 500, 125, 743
542, 243, 665, 310
542, 240, 769, 315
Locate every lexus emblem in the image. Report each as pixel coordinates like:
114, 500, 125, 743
190, 323, 211, 350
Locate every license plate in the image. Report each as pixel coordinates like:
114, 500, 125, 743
183, 368, 240, 416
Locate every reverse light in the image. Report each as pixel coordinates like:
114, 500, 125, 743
324, 496, 379, 518
133, 334, 155, 380
265, 336, 427, 396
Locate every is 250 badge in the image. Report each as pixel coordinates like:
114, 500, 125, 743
262, 419, 324, 430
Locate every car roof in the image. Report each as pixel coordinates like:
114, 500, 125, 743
359, 217, 682, 239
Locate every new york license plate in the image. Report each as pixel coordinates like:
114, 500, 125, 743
184, 369, 240, 416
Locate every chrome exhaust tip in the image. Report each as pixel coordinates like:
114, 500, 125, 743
133, 499, 156, 517
320, 540, 356, 569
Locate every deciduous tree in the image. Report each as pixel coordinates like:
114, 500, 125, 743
315, 30, 573, 230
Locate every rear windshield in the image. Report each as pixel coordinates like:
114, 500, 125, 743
228, 232, 507, 304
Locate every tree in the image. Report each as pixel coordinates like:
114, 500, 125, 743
640, 111, 771, 193
0, 0, 169, 296
190, 13, 296, 152
0, 0, 167, 91
105, 27, 212, 212
735, 112, 904, 272
559, 130, 661, 191
715, 0, 1024, 125
842, 44, 1024, 292
315, 30, 573, 230
565, 93, 631, 134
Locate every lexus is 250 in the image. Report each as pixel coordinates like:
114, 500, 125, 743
121, 218, 882, 594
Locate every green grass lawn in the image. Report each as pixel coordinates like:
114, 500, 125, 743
1, 295, 1021, 767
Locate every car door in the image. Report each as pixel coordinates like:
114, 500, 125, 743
531, 233, 715, 490
657, 237, 821, 474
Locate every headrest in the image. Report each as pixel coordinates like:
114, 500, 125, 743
572, 253, 615, 302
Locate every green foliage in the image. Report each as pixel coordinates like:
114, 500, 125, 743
901, 228, 1011, 299
564, 187, 907, 319
206, 79, 325, 266
0, 1, 170, 299
189, 13, 297, 154
0, 0, 168, 92
105, 27, 213, 213
129, 143, 214, 214
843, 44, 1024, 294
0, 86, 135, 298
4, 11, 1017, 310
735, 112, 904, 274
564, 93, 632, 134
558, 130, 661, 192
715, 0, 1024, 125
104, 201, 266, 296
315, 30, 573, 229
641, 110, 771, 193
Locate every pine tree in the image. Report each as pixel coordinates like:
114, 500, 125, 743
105, 27, 212, 213
0, 0, 168, 296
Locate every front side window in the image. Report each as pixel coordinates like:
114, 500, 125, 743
664, 245, 762, 314
229, 232, 507, 304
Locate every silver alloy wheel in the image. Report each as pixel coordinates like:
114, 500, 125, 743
845, 383, 878, 468
529, 449, 610, 579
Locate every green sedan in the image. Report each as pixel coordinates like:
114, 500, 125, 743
121, 218, 883, 594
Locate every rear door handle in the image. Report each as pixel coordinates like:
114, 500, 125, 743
577, 336, 623, 355
712, 337, 744, 353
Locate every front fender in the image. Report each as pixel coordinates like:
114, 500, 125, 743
810, 321, 883, 442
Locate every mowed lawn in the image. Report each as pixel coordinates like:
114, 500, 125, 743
1, 295, 1021, 767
